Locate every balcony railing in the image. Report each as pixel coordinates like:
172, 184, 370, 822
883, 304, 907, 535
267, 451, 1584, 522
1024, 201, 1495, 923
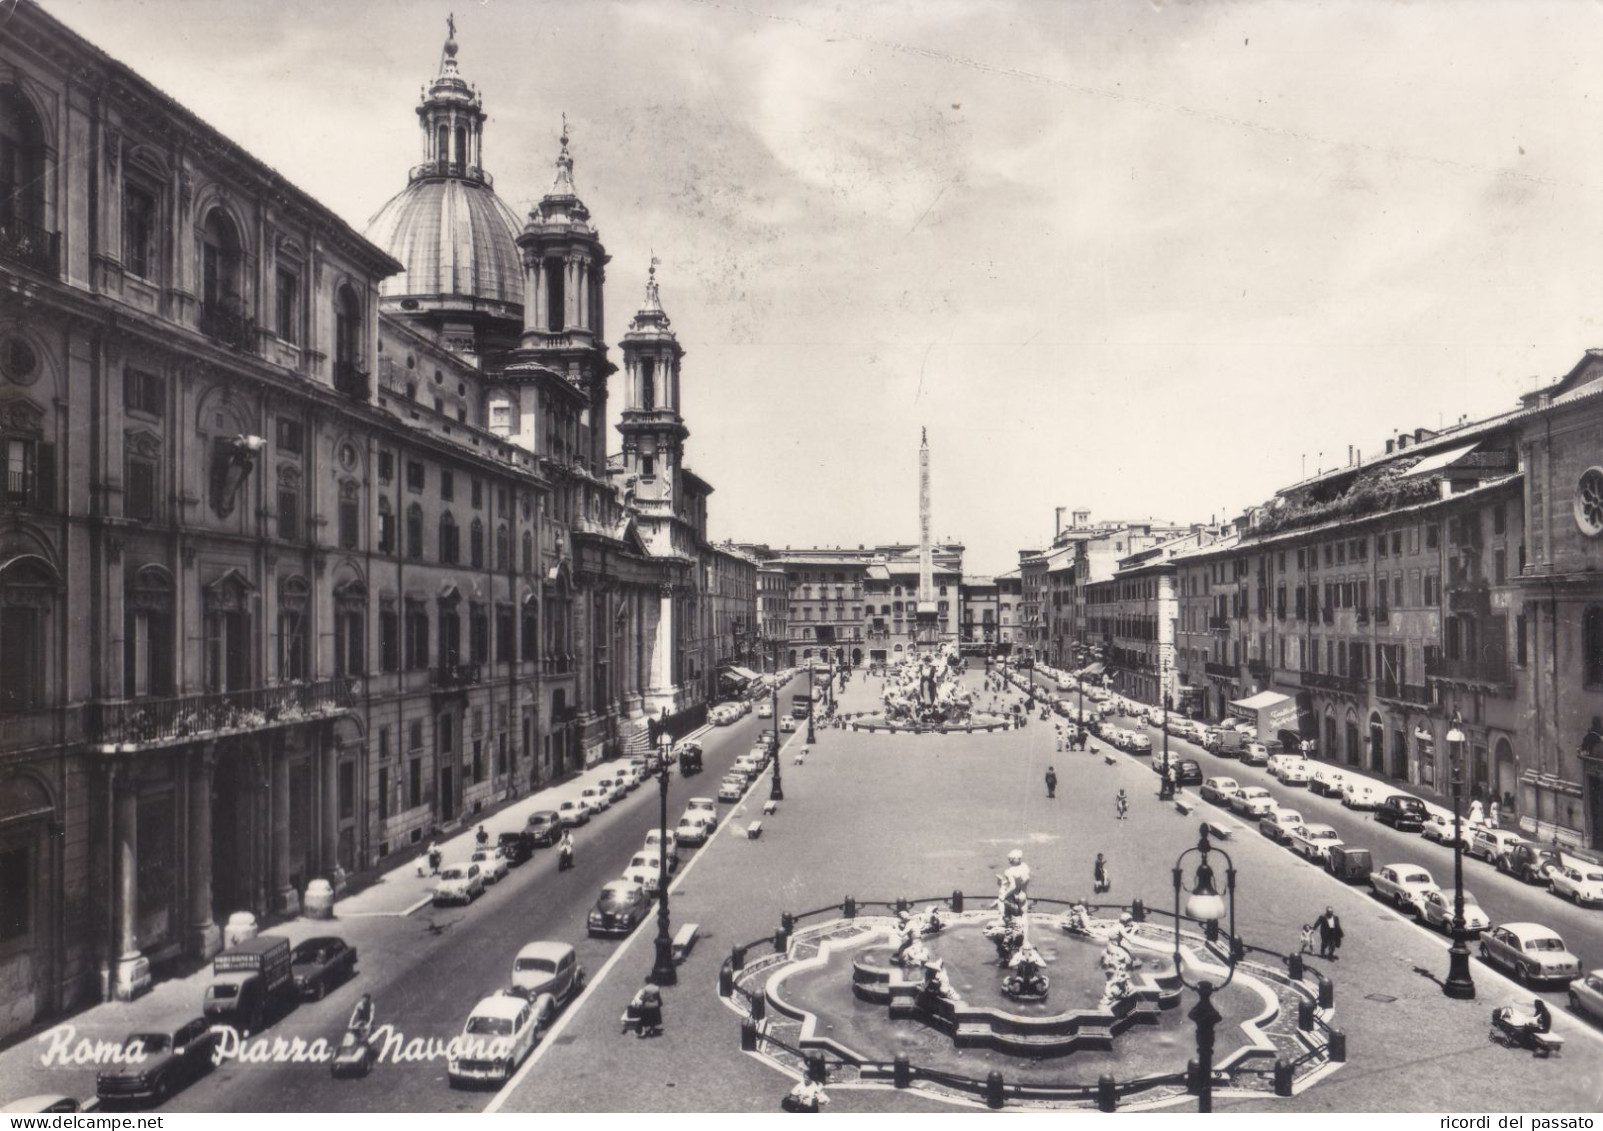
1247, 659, 1270, 680
1447, 586, 1491, 614
543, 654, 574, 675
1204, 661, 1237, 678
0, 217, 59, 275
199, 303, 258, 352
1425, 655, 1513, 688
1300, 670, 1367, 695
92, 679, 355, 746
1376, 679, 1431, 705
1208, 616, 1230, 632
333, 360, 370, 399
430, 662, 482, 689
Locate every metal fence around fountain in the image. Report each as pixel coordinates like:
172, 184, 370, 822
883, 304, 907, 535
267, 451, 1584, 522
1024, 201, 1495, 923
719, 891, 1342, 1109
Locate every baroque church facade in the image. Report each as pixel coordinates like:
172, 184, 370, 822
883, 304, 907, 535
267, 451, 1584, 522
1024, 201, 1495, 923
0, 3, 752, 1040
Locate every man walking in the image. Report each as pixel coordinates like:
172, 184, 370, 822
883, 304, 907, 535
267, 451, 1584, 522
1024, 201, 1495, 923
1045, 765, 1058, 799
1093, 852, 1110, 895
1115, 789, 1128, 820
1316, 905, 1343, 959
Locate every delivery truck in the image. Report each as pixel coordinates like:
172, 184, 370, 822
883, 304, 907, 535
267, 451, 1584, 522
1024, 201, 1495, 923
204, 935, 296, 1035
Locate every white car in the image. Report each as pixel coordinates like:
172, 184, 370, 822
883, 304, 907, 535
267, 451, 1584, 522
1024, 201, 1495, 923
1309, 767, 1348, 798
685, 797, 719, 826
642, 829, 680, 871
1289, 823, 1344, 863
1239, 742, 1270, 767
675, 814, 713, 846
1570, 969, 1603, 1026
1479, 922, 1583, 986
717, 776, 746, 803
578, 785, 610, 813
1267, 755, 1311, 785
597, 778, 627, 805
1468, 827, 1524, 864
1420, 807, 1470, 850
757, 703, 773, 719
1341, 779, 1382, 810
1551, 863, 1603, 906
447, 992, 549, 1086
1200, 777, 1240, 806
1419, 889, 1491, 935
1126, 733, 1152, 755
1228, 787, 1276, 818
621, 852, 664, 897
1369, 863, 1440, 915
1259, 807, 1305, 844
779, 717, 797, 733
469, 848, 510, 885
556, 798, 590, 827
433, 862, 484, 906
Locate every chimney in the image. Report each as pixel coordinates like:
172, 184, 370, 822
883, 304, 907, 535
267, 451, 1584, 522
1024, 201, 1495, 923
1074, 509, 1091, 527
1348, 444, 1354, 465
1398, 434, 1409, 450
1055, 507, 1067, 536
1386, 439, 1395, 454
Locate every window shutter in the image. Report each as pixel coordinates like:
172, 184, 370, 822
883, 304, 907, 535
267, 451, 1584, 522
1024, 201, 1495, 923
35, 442, 55, 510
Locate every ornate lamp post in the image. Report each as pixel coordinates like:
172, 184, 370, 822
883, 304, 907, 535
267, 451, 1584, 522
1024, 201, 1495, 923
648, 728, 677, 986
806, 657, 817, 744
769, 637, 784, 802
1442, 710, 1476, 1000
1159, 685, 1175, 800
1172, 823, 1238, 1113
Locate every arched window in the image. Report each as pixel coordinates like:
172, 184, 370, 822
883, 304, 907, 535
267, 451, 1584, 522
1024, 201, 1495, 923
334, 285, 363, 397
125, 565, 174, 698
470, 518, 484, 569
406, 503, 423, 560
640, 357, 655, 411
453, 126, 467, 174
1585, 606, 1603, 687
377, 496, 395, 554
496, 523, 509, 572
1, 556, 57, 710
439, 511, 459, 564
544, 258, 565, 331
521, 530, 533, 573
0, 85, 47, 234
200, 209, 243, 313
435, 124, 448, 170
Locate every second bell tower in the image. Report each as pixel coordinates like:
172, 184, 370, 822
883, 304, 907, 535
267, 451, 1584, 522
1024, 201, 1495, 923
617, 261, 688, 513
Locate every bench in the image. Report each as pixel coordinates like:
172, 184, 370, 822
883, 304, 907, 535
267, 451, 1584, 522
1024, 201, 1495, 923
747, 820, 763, 839
762, 800, 778, 816
672, 922, 700, 962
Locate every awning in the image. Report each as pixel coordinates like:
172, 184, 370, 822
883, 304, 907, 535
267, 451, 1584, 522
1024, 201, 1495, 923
1402, 442, 1478, 478
727, 665, 760, 682
1078, 662, 1106, 677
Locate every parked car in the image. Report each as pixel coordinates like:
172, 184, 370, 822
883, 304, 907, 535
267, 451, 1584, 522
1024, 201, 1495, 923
1325, 845, 1374, 884
597, 777, 627, 804
1551, 862, 1603, 906
1501, 841, 1563, 885
675, 814, 714, 845
289, 936, 357, 1000
498, 831, 535, 866
1239, 742, 1271, 767
1276, 758, 1311, 786
587, 880, 650, 938
1200, 776, 1240, 806
511, 941, 585, 1007
1421, 807, 1471, 850
470, 847, 509, 885
1228, 787, 1277, 818
95, 1020, 220, 1104
1370, 863, 1440, 915
642, 829, 680, 872
685, 797, 719, 826
433, 863, 484, 906
1468, 827, 1524, 865
779, 717, 797, 733
621, 852, 664, 897
556, 799, 590, 828
526, 811, 563, 845
446, 992, 550, 1086
579, 785, 611, 813
1478, 922, 1583, 986
1419, 888, 1490, 935
717, 775, 746, 803
1341, 779, 1383, 810
1569, 969, 1603, 1025
1175, 759, 1204, 786
757, 702, 773, 719
1259, 807, 1305, 844
1, 1097, 82, 1114
1126, 733, 1152, 755
1374, 794, 1428, 832
1289, 823, 1344, 863
1309, 767, 1349, 798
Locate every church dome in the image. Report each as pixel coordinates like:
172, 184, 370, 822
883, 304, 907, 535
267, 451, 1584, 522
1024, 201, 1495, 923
365, 175, 524, 314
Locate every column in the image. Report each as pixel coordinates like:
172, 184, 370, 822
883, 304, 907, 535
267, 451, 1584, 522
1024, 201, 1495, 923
271, 750, 300, 915
322, 742, 340, 880
112, 774, 151, 1000
187, 749, 222, 960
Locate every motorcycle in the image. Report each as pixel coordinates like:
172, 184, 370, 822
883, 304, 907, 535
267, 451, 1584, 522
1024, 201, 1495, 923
330, 998, 377, 1078
1489, 1001, 1563, 1057
558, 844, 574, 872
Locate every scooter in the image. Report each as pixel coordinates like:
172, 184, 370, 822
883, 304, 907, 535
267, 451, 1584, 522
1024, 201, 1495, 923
330, 999, 377, 1078
557, 845, 574, 872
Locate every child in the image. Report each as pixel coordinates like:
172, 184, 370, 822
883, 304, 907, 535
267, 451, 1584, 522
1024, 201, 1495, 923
1115, 789, 1129, 820
1299, 923, 1315, 954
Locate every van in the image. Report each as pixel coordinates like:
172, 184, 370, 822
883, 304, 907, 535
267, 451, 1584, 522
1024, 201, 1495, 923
1467, 826, 1523, 865
1325, 845, 1374, 885
204, 936, 295, 1034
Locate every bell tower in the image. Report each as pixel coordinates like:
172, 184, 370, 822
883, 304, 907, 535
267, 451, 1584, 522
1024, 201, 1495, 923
617, 260, 688, 513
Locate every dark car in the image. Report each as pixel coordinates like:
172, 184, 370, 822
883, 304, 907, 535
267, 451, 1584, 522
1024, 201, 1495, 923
1175, 760, 1203, 786
498, 830, 535, 866
1325, 845, 1374, 884
1501, 841, 1563, 885
290, 936, 358, 1000
525, 810, 562, 846
679, 745, 703, 774
95, 1019, 219, 1104
586, 880, 650, 938
1375, 795, 1428, 833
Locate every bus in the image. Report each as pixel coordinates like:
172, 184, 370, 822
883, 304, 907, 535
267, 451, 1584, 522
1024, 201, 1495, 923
791, 694, 811, 719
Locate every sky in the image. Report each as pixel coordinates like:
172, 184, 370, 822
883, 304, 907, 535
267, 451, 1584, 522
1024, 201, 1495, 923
38, 0, 1603, 574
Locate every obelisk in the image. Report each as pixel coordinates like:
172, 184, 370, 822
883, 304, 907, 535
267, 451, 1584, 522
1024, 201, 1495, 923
916, 428, 939, 646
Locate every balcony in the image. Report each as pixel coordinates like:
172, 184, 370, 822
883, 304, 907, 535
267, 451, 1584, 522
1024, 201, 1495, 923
1204, 661, 1237, 679
1208, 616, 1230, 633
1376, 679, 1432, 706
92, 679, 355, 748
199, 303, 258, 353
0, 217, 59, 275
333, 360, 370, 399
1300, 670, 1367, 695
1247, 659, 1270, 680
1425, 655, 1514, 692
543, 654, 574, 675
430, 661, 482, 690
1447, 586, 1491, 615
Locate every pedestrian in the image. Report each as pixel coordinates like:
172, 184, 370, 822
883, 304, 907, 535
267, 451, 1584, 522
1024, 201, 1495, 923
1299, 923, 1315, 955
1316, 906, 1343, 959
426, 840, 441, 875
1115, 789, 1128, 820
475, 823, 488, 849
557, 830, 575, 872
1045, 766, 1058, 799
1488, 800, 1501, 828
1093, 852, 1110, 895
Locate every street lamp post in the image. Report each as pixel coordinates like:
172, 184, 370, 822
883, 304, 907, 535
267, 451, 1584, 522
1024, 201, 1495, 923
1172, 823, 1238, 1114
807, 658, 817, 744
648, 729, 677, 986
770, 637, 784, 801
1159, 681, 1175, 800
1442, 710, 1476, 1000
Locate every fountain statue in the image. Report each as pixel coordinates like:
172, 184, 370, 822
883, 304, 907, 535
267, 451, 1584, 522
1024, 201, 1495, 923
1001, 940, 1050, 1001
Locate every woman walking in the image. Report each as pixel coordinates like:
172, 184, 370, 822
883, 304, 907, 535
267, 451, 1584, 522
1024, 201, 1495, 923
1093, 853, 1110, 895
